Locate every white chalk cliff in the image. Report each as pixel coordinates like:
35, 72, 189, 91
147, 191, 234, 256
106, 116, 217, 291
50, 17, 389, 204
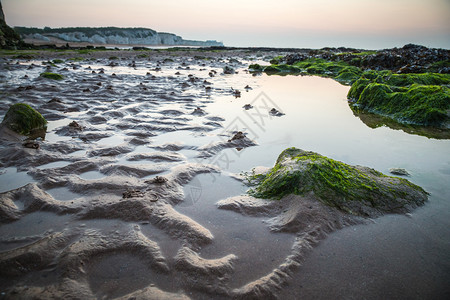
15, 27, 223, 47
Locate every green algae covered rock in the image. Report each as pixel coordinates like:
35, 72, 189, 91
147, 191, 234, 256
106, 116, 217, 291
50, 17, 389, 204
40, 72, 64, 80
2, 103, 47, 135
247, 147, 428, 217
349, 71, 450, 126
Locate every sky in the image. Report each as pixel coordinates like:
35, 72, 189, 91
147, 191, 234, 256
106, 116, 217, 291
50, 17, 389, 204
2, 0, 450, 49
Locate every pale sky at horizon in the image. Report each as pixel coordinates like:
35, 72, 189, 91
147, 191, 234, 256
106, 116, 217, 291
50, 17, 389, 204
2, 0, 450, 49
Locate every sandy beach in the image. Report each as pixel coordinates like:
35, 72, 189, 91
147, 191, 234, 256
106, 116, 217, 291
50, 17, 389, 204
0, 48, 449, 299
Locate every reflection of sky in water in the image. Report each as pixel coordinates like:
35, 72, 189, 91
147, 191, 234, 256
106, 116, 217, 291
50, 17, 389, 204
206, 75, 450, 182
0, 212, 72, 252
78, 171, 106, 180
36, 161, 71, 169
0, 167, 34, 193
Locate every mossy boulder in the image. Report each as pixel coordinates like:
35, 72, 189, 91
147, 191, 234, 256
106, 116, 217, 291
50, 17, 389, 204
40, 72, 64, 80
248, 64, 263, 72
247, 147, 428, 217
349, 71, 450, 126
1, 103, 47, 135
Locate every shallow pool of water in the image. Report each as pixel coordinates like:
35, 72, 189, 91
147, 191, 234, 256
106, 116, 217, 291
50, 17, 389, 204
0, 167, 34, 193
202, 74, 450, 298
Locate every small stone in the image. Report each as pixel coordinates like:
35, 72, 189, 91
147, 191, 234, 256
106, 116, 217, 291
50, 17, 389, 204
223, 66, 235, 74
192, 107, 206, 115
122, 190, 145, 199
389, 168, 410, 176
269, 108, 285, 116
48, 98, 62, 103
243, 104, 253, 110
68, 121, 83, 131
150, 176, 168, 184
228, 131, 245, 142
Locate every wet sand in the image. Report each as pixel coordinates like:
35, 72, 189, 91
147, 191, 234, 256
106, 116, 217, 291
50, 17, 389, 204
0, 49, 449, 299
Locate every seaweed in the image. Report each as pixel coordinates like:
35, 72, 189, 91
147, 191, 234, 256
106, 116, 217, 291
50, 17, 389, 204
40, 72, 64, 80
350, 73, 450, 126
252, 58, 362, 84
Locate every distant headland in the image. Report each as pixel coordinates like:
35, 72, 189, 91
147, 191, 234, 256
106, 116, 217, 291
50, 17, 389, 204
14, 26, 224, 47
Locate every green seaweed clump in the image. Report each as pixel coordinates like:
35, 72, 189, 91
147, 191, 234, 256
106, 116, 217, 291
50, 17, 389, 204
247, 147, 427, 216
1, 103, 47, 135
269, 55, 284, 65
251, 58, 362, 85
248, 64, 263, 71
40, 72, 64, 80
349, 71, 450, 126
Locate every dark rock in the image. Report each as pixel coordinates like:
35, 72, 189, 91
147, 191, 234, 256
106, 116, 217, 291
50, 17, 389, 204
48, 98, 62, 104
223, 66, 235, 74
23, 141, 39, 149
0, 3, 24, 49
192, 107, 206, 116
269, 108, 285, 116
122, 190, 145, 199
147, 176, 168, 184
389, 168, 410, 176
228, 131, 245, 142
68, 121, 83, 131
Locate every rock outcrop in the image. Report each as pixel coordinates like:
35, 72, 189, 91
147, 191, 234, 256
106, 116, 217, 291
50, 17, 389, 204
0, 2, 24, 49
